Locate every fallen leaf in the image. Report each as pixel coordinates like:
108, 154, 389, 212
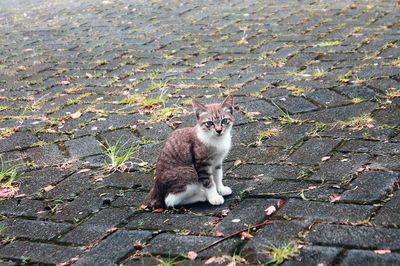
133, 241, 144, 250
321, 156, 331, 162
152, 208, 164, 213
15, 194, 26, 198
43, 185, 55, 192
204, 256, 217, 265
277, 199, 284, 209
77, 168, 91, 174
0, 188, 16, 198
329, 194, 341, 203
209, 218, 222, 227
265, 205, 277, 216
374, 249, 391, 255
231, 219, 241, 223
106, 227, 118, 234
187, 251, 198, 260
240, 231, 254, 240
221, 209, 230, 216
70, 111, 82, 119
234, 159, 242, 166
61, 80, 71, 85
214, 230, 224, 237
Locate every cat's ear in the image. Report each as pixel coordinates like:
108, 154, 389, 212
221, 95, 234, 114
192, 99, 207, 119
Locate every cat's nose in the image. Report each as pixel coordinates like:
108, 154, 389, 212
216, 128, 222, 135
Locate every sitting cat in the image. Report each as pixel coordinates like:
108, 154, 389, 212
144, 95, 234, 208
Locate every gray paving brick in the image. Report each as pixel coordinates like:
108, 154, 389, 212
0, 241, 82, 265
75, 230, 151, 266
306, 224, 400, 249
276, 199, 374, 222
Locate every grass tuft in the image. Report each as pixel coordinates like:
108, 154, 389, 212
102, 140, 137, 173
336, 114, 374, 129
265, 242, 298, 265
0, 157, 24, 189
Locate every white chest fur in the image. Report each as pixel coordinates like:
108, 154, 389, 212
196, 126, 232, 160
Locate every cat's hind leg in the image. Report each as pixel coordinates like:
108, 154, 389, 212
165, 184, 206, 207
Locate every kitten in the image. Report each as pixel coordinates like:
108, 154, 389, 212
144, 95, 234, 208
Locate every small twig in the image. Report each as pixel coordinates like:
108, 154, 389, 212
196, 220, 274, 254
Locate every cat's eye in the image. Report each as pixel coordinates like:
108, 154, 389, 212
221, 118, 229, 125
205, 121, 214, 127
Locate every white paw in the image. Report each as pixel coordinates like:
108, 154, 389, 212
218, 186, 232, 196
208, 194, 224, 205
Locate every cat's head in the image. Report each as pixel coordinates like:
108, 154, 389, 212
192, 95, 234, 137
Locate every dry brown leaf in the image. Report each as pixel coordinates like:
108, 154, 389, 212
187, 251, 198, 260
265, 205, 277, 216
234, 159, 242, 166
214, 230, 224, 237
106, 227, 118, 234
70, 111, 82, 119
43, 185, 55, 192
240, 231, 254, 240
152, 208, 164, 213
321, 156, 331, 162
277, 199, 284, 209
374, 249, 391, 255
329, 194, 341, 203
204, 256, 217, 265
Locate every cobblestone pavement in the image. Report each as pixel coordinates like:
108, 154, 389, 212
0, 0, 399, 265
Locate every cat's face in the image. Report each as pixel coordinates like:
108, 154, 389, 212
193, 95, 234, 137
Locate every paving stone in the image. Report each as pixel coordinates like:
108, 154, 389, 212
44, 171, 94, 200
372, 106, 400, 127
64, 136, 103, 159
242, 220, 309, 263
232, 121, 278, 145
238, 99, 282, 119
335, 85, 377, 100
276, 199, 374, 222
214, 198, 279, 235
0, 219, 70, 241
320, 124, 394, 141
374, 189, 400, 228
228, 164, 307, 180
0, 151, 27, 171
311, 153, 370, 181
0, 241, 82, 265
289, 138, 341, 165
61, 208, 133, 245
135, 122, 172, 141
340, 172, 398, 203
0, 131, 39, 153
101, 172, 154, 190
297, 101, 377, 123
273, 96, 317, 114
98, 128, 140, 148
50, 188, 120, 222
0, 199, 48, 218
267, 124, 314, 148
227, 145, 285, 164
145, 233, 242, 258
340, 249, 400, 266
283, 246, 343, 266
369, 155, 400, 171
126, 213, 215, 235
338, 140, 400, 155
306, 224, 400, 249
306, 88, 350, 107
111, 191, 148, 208
75, 230, 151, 266
23, 144, 65, 166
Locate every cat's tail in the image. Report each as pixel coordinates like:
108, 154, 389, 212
143, 186, 166, 209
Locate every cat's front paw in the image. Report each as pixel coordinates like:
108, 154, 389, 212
218, 186, 232, 196
208, 194, 224, 205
